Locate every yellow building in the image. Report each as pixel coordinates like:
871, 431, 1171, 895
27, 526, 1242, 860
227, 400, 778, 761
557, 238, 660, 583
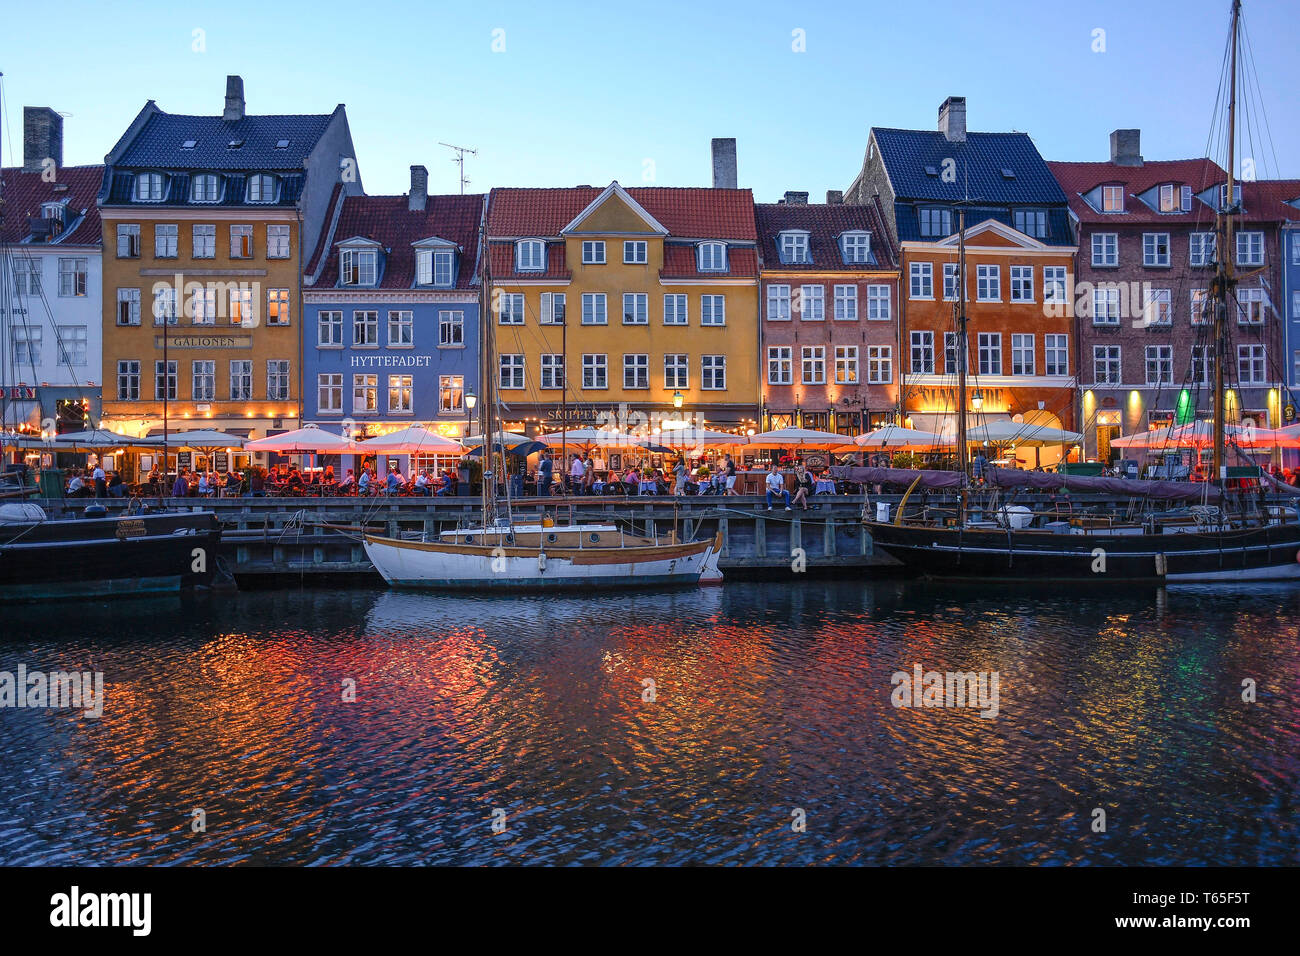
486, 182, 760, 436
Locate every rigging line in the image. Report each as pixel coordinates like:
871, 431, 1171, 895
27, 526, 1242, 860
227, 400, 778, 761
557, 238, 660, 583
1240, 10, 1282, 180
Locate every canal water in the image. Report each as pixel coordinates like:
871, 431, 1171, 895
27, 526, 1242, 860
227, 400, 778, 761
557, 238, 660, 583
1, 580, 1296, 865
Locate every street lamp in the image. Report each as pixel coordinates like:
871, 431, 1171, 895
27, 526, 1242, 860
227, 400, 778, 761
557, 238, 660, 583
465, 391, 477, 439
673, 390, 684, 410
971, 388, 984, 411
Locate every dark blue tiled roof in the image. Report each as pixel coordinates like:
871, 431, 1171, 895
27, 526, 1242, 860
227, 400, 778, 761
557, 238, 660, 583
873, 128, 1067, 205
116, 111, 334, 170
105, 169, 305, 207
895, 203, 1073, 245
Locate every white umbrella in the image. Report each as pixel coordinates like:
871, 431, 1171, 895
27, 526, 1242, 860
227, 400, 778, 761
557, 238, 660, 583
355, 425, 464, 454
854, 425, 952, 449
535, 427, 653, 449
53, 429, 161, 451
244, 424, 359, 453
746, 427, 847, 448
967, 421, 1082, 446
654, 427, 751, 447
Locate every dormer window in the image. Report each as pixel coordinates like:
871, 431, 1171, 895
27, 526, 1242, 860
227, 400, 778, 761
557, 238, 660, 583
918, 207, 952, 238
41, 201, 66, 224
134, 173, 165, 202
779, 232, 810, 264
340, 248, 378, 286
1101, 185, 1125, 213
841, 231, 871, 264
416, 249, 456, 286
247, 174, 276, 203
1159, 184, 1193, 213
697, 242, 727, 271
516, 239, 545, 271
1219, 183, 1242, 211
191, 174, 220, 203
1013, 209, 1046, 238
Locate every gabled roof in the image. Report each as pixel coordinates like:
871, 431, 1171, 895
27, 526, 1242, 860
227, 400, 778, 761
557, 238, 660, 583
488, 186, 757, 240
754, 201, 896, 271
929, 218, 1053, 248
561, 182, 668, 235
305, 193, 485, 290
0, 164, 104, 245
871, 128, 1068, 205
113, 107, 339, 170
1047, 158, 1226, 224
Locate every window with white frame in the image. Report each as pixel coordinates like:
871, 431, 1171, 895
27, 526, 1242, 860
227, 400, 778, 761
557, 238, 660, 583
1044, 334, 1068, 376
439, 375, 464, 412
833, 285, 857, 320
701, 294, 725, 326
623, 240, 647, 264
583, 354, 607, 389
388, 310, 413, 346
581, 292, 607, 325
352, 374, 378, 413
117, 360, 140, 400
540, 355, 564, 390
1189, 289, 1210, 325
116, 287, 141, 326
1143, 288, 1172, 326
1010, 265, 1034, 302
943, 263, 960, 301
1189, 232, 1216, 266
867, 285, 891, 320
1294, 291, 1300, 319
780, 232, 810, 263
11, 327, 40, 365
1159, 183, 1192, 213
841, 232, 871, 264
867, 346, 892, 384
767, 284, 791, 320
191, 174, 220, 203
230, 360, 252, 401
1236, 231, 1264, 267
701, 355, 726, 390
353, 310, 379, 346
910, 331, 934, 374
1145, 345, 1173, 384
193, 224, 215, 259
12, 259, 41, 296
387, 374, 414, 413
318, 311, 342, 346
499, 354, 525, 390
117, 224, 140, 258
623, 293, 648, 325
267, 224, 290, 259
1014, 209, 1046, 238
1092, 233, 1118, 266
229, 287, 254, 327
976, 265, 1000, 301
59, 258, 87, 296
1011, 334, 1035, 375
909, 262, 933, 299
1101, 185, 1124, 213
192, 360, 216, 401
664, 294, 687, 325
135, 172, 165, 201
340, 248, 377, 285
1143, 233, 1170, 267
697, 242, 727, 271
438, 311, 464, 347
623, 353, 649, 389
664, 353, 688, 389
801, 346, 826, 384
516, 240, 545, 271
540, 292, 566, 325
247, 174, 275, 203
189, 287, 217, 325
582, 240, 605, 264
1219, 183, 1242, 210
1238, 345, 1267, 385
266, 289, 289, 326
918, 207, 952, 237
835, 345, 859, 384
433, 251, 454, 285
318, 373, 343, 413
1236, 287, 1265, 324
1043, 266, 1067, 304
155, 223, 178, 258
944, 333, 965, 374
153, 287, 177, 326
499, 293, 525, 325
267, 360, 291, 400
1093, 346, 1121, 384
978, 333, 1002, 375
154, 360, 177, 400
767, 346, 792, 385
1092, 286, 1121, 325
57, 326, 87, 366
1190, 346, 1211, 385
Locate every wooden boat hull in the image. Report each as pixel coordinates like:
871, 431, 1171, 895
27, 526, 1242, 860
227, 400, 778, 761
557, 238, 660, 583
865, 519, 1300, 583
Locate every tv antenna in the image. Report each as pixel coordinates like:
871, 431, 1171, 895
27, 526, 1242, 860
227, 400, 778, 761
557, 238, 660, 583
439, 142, 477, 194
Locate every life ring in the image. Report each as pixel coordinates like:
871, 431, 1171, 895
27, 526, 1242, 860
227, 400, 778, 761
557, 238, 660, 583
589, 532, 600, 543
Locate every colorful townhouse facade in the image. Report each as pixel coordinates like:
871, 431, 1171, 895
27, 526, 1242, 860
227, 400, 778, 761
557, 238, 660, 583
1, 108, 103, 438
1266, 182, 1300, 410
485, 151, 760, 438
845, 97, 1078, 461
754, 191, 899, 434
97, 76, 361, 451
301, 167, 484, 456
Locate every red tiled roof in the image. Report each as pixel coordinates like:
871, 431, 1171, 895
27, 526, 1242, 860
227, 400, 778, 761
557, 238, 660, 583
488, 240, 570, 281
1048, 158, 1227, 224
1242, 179, 1300, 223
487, 185, 757, 240
753, 202, 897, 271
0, 165, 104, 245
660, 244, 758, 278
308, 192, 485, 289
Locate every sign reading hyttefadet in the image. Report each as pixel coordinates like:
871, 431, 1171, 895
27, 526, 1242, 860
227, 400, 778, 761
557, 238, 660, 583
0, 665, 104, 718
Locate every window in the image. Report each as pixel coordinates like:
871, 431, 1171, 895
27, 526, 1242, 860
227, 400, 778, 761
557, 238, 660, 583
1043, 266, 1067, 304
768, 346, 793, 385
193, 224, 215, 259
867, 285, 891, 320
1093, 346, 1121, 384
1143, 233, 1170, 267
11, 327, 40, 365
192, 360, 216, 401
353, 310, 379, 347
767, 284, 791, 321
388, 375, 413, 413
1189, 289, 1210, 325
247, 174, 275, 203
1045, 334, 1068, 376
116, 288, 141, 326
59, 258, 87, 297
944, 333, 965, 374
499, 354, 525, 390
12, 259, 41, 296
1236, 231, 1264, 267
1092, 233, 1118, 266
801, 346, 826, 385
622, 293, 648, 325
1190, 347, 1211, 385
56, 326, 87, 366
1293, 240, 1300, 267
1294, 290, 1300, 319
387, 310, 413, 346
230, 361, 252, 401
117, 224, 140, 258
1158, 184, 1192, 213
439, 311, 464, 347
516, 240, 545, 271
340, 248, 377, 285
918, 208, 952, 237
582, 354, 607, 389
701, 355, 726, 390
189, 287, 217, 325
1092, 286, 1121, 325
1189, 232, 1216, 266
697, 242, 727, 271
439, 375, 464, 412
910, 331, 935, 374
581, 293, 607, 325
318, 310, 343, 346
1143, 288, 1172, 326
1014, 209, 1046, 238
943, 263, 960, 301
833, 285, 858, 321
267, 361, 291, 401
154, 224, 178, 258
540, 292, 566, 325
976, 265, 1000, 301
1101, 185, 1124, 213
1010, 265, 1034, 302
1236, 287, 1265, 325
540, 355, 564, 390
135, 173, 165, 201
352, 374, 378, 413
267, 224, 290, 259
230, 222, 252, 256
499, 293, 525, 325
664, 353, 689, 389
867, 346, 892, 384
191, 174, 219, 202
432, 251, 454, 286
154, 360, 177, 400
1238, 346, 1267, 385
1219, 183, 1242, 210
623, 353, 649, 389
229, 288, 254, 326
664, 294, 688, 326
267, 289, 290, 326
978, 333, 1002, 375
780, 233, 810, 263
841, 232, 871, 263
835, 345, 859, 385
1145, 346, 1173, 385
318, 373, 343, 413
910, 262, 933, 299
1011, 334, 1035, 375
116, 360, 140, 400
701, 294, 726, 326
582, 240, 606, 264
623, 240, 648, 264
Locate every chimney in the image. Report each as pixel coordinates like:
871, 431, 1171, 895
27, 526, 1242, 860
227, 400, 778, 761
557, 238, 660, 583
711, 137, 737, 189
23, 107, 63, 172
782, 191, 809, 205
409, 165, 428, 212
826, 190, 843, 205
938, 96, 966, 144
1109, 129, 1143, 166
223, 75, 245, 122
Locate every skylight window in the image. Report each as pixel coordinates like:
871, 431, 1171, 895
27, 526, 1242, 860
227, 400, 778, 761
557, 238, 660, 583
924, 166, 938, 177
275, 139, 290, 149
1001, 168, 1016, 179
181, 139, 197, 149
228, 139, 244, 149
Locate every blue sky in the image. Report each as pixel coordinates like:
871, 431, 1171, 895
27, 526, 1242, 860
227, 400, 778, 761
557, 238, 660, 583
1, 0, 1295, 199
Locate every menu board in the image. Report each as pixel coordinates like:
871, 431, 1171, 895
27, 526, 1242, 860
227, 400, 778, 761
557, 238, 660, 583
177, 451, 192, 471
214, 452, 229, 473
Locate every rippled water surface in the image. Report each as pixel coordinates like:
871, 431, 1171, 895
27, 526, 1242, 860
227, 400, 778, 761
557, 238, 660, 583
1, 580, 1297, 865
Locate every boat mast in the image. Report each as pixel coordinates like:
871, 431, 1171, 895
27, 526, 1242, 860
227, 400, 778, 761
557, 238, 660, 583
478, 216, 495, 526
1212, 0, 1241, 487
956, 209, 969, 477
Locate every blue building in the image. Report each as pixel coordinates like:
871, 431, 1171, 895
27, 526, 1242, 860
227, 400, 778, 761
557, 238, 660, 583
302, 167, 484, 474
1281, 201, 1300, 402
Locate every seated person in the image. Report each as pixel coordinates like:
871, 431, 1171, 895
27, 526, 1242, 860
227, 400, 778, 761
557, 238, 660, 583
108, 472, 126, 498
67, 470, 93, 498
338, 469, 356, 494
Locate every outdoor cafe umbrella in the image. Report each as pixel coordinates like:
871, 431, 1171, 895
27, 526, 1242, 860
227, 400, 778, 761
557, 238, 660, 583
354, 425, 464, 455
465, 440, 549, 458
171, 428, 248, 452
52, 429, 162, 451
854, 424, 952, 450
966, 421, 1082, 446
243, 424, 360, 453
461, 431, 530, 449
653, 427, 751, 448
745, 427, 847, 448
535, 427, 652, 449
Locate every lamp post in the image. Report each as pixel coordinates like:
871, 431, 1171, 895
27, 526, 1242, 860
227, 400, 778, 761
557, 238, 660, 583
971, 388, 984, 412
673, 390, 684, 410
465, 390, 477, 439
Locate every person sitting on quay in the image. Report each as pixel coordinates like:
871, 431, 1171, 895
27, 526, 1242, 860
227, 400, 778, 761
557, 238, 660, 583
413, 471, 430, 497
337, 469, 356, 495
358, 468, 372, 495
197, 472, 212, 497
67, 469, 92, 498
765, 462, 792, 511
792, 464, 813, 511
385, 468, 403, 496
